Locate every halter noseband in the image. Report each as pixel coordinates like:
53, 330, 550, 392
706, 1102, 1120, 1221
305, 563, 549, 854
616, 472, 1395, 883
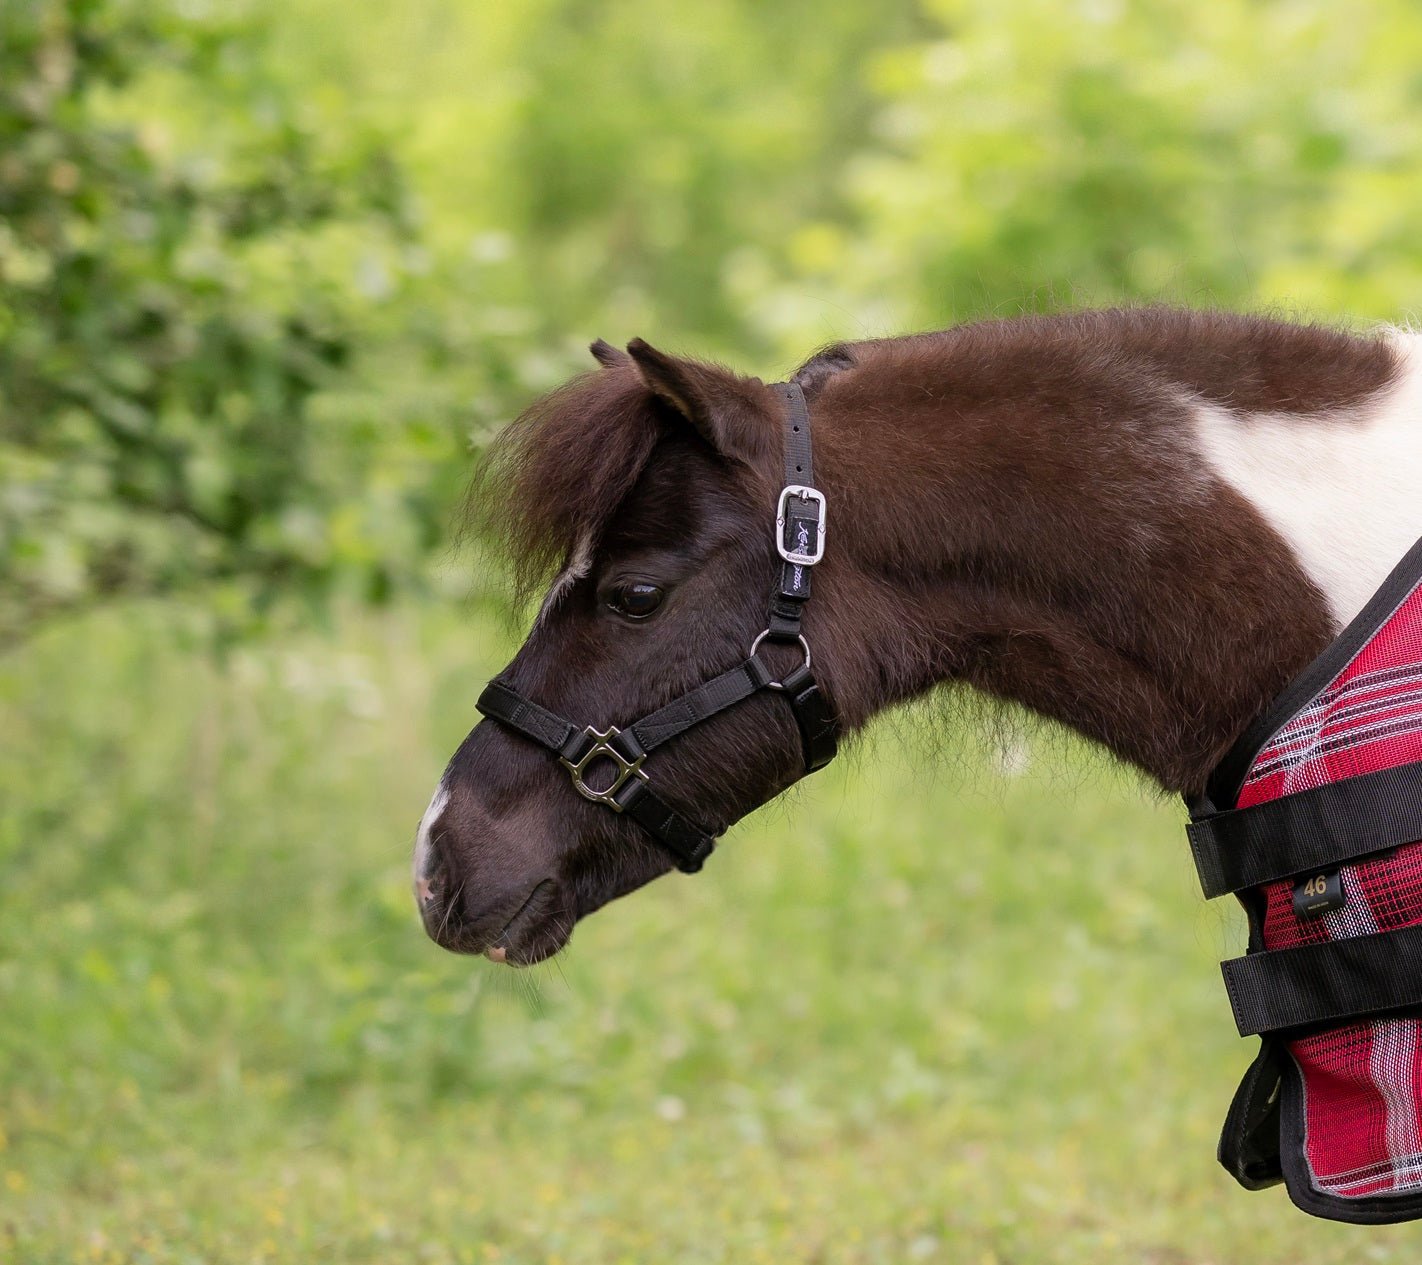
473, 381, 840, 873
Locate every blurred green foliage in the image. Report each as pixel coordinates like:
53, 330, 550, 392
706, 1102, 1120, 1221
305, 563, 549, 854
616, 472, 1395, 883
274, 0, 1422, 364
0, 0, 459, 644
9, 0, 1422, 644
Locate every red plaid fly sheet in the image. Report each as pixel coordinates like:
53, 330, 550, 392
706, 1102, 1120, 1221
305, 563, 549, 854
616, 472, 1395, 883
1190, 538, 1422, 1222
1241, 597, 1422, 1203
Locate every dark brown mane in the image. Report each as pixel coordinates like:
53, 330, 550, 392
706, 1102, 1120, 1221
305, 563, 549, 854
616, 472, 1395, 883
799, 306, 1393, 415
469, 363, 663, 603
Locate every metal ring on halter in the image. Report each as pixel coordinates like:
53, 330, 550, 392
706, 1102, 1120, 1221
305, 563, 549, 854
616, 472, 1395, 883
748, 630, 811, 691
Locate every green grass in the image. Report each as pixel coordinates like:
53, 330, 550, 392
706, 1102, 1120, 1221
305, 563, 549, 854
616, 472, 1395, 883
3, 602, 1419, 1263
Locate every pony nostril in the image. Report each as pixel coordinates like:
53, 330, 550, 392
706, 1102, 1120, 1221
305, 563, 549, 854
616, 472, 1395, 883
416, 842, 452, 909
416, 855, 466, 945
414, 837, 453, 918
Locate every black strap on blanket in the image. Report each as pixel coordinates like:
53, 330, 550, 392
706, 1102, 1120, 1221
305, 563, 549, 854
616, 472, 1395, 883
1222, 923, 1422, 1036
473, 380, 838, 874
1188, 761, 1422, 899
1217, 1037, 1285, 1190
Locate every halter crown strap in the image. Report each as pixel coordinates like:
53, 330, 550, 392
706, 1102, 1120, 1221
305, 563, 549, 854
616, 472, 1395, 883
768, 381, 824, 640
473, 379, 838, 874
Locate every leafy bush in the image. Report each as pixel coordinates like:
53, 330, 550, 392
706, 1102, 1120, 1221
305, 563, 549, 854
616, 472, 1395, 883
0, 0, 452, 644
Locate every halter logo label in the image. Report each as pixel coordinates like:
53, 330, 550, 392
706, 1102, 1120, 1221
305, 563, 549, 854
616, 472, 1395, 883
789, 523, 811, 592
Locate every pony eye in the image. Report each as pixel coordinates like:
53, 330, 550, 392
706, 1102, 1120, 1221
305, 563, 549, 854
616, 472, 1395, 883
609, 582, 664, 620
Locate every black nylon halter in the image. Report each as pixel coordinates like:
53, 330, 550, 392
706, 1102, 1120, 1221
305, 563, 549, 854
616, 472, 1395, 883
474, 381, 839, 874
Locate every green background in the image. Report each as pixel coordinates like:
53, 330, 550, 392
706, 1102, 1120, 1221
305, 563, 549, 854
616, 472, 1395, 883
7, 0, 1422, 1260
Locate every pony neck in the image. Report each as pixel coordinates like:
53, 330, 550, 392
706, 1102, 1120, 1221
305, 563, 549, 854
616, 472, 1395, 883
808, 310, 1413, 795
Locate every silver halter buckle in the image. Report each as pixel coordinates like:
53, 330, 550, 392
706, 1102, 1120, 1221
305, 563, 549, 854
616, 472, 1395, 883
559, 725, 648, 810
775, 485, 827, 566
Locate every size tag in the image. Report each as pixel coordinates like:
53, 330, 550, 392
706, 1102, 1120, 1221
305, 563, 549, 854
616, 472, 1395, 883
1293, 869, 1345, 918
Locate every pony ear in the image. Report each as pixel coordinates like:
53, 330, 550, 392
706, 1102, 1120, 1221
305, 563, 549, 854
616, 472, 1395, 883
589, 338, 628, 368
625, 337, 771, 465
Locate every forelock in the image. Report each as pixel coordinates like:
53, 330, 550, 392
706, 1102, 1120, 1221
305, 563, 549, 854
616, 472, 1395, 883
468, 365, 662, 605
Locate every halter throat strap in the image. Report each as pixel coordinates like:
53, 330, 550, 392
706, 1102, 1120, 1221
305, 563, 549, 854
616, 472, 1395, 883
474, 380, 839, 874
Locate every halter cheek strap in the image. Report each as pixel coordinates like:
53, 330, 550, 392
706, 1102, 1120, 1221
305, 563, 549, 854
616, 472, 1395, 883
474, 381, 839, 874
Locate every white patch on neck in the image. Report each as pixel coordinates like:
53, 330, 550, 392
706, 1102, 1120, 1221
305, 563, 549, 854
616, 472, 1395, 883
1193, 330, 1422, 630
535, 532, 594, 627
412, 783, 449, 883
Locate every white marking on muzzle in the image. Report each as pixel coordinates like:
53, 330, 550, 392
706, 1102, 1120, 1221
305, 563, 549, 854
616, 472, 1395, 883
413, 784, 450, 894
